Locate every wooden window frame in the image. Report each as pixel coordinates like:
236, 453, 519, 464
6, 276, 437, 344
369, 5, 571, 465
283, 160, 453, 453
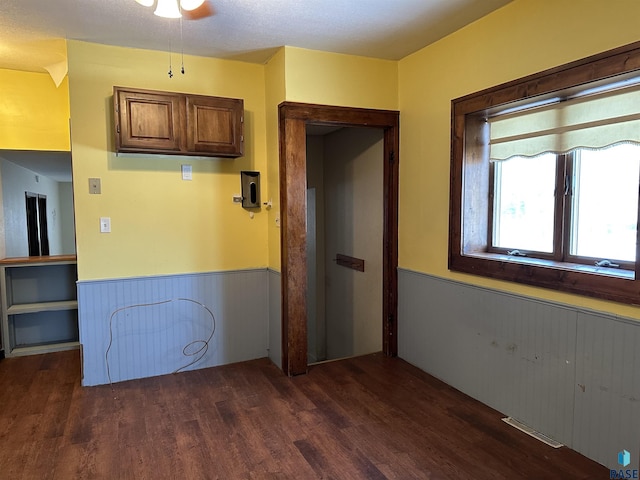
449, 41, 640, 304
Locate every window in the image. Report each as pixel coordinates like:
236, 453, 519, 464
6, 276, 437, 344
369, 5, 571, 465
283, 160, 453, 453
489, 146, 640, 268
490, 153, 557, 255
569, 146, 639, 264
449, 41, 640, 304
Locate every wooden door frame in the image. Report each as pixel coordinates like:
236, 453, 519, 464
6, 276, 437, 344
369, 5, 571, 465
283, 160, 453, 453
279, 101, 400, 376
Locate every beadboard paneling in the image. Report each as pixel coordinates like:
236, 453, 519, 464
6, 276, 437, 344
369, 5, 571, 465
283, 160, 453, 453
268, 268, 282, 369
78, 269, 269, 386
573, 311, 640, 469
398, 268, 640, 469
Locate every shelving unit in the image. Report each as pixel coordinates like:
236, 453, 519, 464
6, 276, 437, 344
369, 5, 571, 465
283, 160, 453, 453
0, 255, 78, 357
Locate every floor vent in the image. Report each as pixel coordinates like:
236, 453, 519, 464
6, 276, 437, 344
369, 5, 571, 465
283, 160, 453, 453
502, 417, 564, 448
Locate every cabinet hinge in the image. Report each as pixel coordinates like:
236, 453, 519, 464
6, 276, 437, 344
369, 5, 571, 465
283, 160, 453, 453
241, 135, 244, 142
389, 150, 395, 164
241, 115, 244, 123
116, 124, 120, 134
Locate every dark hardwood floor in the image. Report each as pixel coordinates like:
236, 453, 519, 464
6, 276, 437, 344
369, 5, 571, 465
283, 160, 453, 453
0, 350, 607, 479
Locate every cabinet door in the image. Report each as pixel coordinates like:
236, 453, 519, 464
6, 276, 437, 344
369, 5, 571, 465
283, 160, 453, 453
115, 88, 184, 153
186, 95, 243, 157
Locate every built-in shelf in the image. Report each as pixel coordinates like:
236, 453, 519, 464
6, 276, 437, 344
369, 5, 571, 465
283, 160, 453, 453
0, 255, 78, 357
9, 341, 80, 357
7, 300, 78, 315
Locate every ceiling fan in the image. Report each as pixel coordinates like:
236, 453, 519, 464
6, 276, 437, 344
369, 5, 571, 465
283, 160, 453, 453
134, 0, 216, 78
134, 0, 215, 20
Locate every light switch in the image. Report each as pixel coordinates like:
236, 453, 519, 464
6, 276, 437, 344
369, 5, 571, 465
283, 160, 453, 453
181, 164, 192, 181
89, 178, 101, 194
100, 217, 111, 233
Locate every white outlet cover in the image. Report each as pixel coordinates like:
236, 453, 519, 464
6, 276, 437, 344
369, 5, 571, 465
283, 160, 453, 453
181, 164, 192, 181
100, 217, 111, 233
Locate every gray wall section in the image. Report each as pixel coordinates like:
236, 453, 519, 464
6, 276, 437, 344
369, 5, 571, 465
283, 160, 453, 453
268, 268, 282, 369
58, 182, 76, 254
398, 268, 640, 470
323, 127, 383, 359
306, 135, 326, 363
78, 268, 269, 386
573, 311, 640, 468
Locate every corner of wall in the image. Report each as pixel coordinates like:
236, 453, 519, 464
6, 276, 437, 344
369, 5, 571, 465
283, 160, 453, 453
265, 47, 286, 272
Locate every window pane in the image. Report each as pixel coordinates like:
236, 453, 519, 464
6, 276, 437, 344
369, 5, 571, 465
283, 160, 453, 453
570, 144, 640, 262
493, 154, 556, 253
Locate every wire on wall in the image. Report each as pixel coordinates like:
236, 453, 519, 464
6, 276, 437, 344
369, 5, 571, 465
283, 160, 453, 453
105, 298, 216, 388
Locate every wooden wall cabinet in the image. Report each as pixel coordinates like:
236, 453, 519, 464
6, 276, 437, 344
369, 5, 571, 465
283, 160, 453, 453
114, 86, 244, 158
0, 255, 79, 357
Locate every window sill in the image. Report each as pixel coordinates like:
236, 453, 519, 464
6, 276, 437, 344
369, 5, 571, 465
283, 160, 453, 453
466, 252, 635, 280
449, 250, 639, 305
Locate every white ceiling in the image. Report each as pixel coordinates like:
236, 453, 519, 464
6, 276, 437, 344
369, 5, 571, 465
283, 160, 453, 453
1, 0, 513, 72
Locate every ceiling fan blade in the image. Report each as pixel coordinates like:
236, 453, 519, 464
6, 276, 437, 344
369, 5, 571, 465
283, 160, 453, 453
183, 1, 215, 20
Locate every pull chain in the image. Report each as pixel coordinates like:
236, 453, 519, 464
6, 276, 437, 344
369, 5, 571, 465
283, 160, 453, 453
180, 14, 185, 74
168, 34, 173, 78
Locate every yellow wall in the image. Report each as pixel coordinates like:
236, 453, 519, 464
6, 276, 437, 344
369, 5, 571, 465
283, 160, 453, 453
284, 47, 398, 111
66, 40, 399, 279
398, 0, 640, 318
0, 68, 70, 151
264, 46, 398, 270
265, 48, 286, 270
67, 41, 268, 280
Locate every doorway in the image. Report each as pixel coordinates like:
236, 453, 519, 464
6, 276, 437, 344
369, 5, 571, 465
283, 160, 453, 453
306, 126, 384, 363
279, 102, 399, 376
25, 192, 50, 256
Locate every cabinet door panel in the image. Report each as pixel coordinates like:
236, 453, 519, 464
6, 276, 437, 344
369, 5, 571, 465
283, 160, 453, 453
187, 96, 243, 157
115, 89, 183, 152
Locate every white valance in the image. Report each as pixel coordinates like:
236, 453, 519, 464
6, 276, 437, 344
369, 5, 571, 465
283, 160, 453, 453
489, 83, 640, 161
